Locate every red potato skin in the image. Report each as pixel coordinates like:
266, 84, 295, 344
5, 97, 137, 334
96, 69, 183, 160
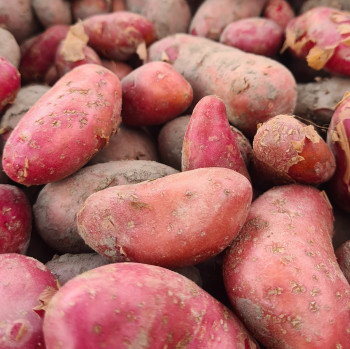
327, 93, 350, 212
121, 61, 193, 126
77, 167, 252, 267
0, 185, 32, 254
263, 0, 295, 29
223, 184, 350, 349
336, 240, 350, 283
43, 262, 259, 349
2, 64, 122, 186
148, 34, 297, 138
0, 253, 58, 349
283, 7, 350, 77
252, 114, 336, 187
189, 0, 267, 40
182, 96, 250, 181
219, 17, 284, 57
0, 57, 20, 113
19, 25, 69, 83
101, 59, 133, 80
83, 11, 156, 61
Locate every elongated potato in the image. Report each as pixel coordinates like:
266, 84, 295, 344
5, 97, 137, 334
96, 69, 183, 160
77, 167, 252, 267
148, 33, 297, 137
2, 64, 122, 186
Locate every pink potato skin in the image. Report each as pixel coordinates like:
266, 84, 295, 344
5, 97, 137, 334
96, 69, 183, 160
182, 96, 250, 181
121, 61, 193, 126
19, 25, 69, 83
0, 253, 58, 349
83, 11, 156, 61
101, 60, 133, 80
32, 0, 72, 28
189, 0, 267, 40
223, 184, 350, 348
326, 93, 350, 212
0, 184, 32, 254
77, 167, 252, 267
252, 114, 336, 187
148, 34, 297, 138
0, 57, 20, 113
43, 262, 259, 349
263, 0, 295, 29
2, 64, 122, 186
220, 17, 284, 57
336, 240, 350, 283
283, 7, 350, 77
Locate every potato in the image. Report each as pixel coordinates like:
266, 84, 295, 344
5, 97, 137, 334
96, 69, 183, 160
43, 262, 259, 348
2, 64, 122, 186
0, 253, 58, 349
77, 167, 252, 267
148, 33, 297, 137
223, 184, 350, 348
182, 95, 250, 181
88, 124, 159, 165
0, 184, 32, 254
83, 11, 156, 61
33, 160, 178, 253
0, 28, 21, 68
72, 0, 112, 21
335, 240, 350, 283
121, 61, 193, 126
101, 59, 133, 80
32, 0, 72, 28
263, 0, 295, 29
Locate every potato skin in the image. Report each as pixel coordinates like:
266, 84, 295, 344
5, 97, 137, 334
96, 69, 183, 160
2, 64, 122, 186
43, 262, 259, 349
32, 0, 72, 28
223, 184, 350, 349
121, 61, 193, 126
34, 160, 178, 253
0, 28, 21, 68
263, 0, 295, 29
148, 33, 297, 137
77, 167, 252, 267
0, 253, 58, 349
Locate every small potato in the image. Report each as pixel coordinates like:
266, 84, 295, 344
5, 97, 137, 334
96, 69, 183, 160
263, 0, 295, 29
121, 61, 193, 126
0, 28, 21, 68
32, 0, 72, 28
77, 167, 252, 267
72, 0, 112, 21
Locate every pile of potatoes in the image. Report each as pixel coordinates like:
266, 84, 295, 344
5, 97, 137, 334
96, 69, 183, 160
0, 0, 350, 348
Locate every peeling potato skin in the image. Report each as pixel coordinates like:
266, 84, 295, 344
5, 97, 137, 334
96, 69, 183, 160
0, 253, 58, 349
147, 34, 297, 138
2, 64, 122, 186
77, 167, 252, 268
43, 262, 259, 349
223, 184, 350, 349
252, 114, 336, 188
326, 93, 350, 212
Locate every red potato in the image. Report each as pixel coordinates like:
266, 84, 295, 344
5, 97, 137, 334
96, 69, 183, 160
77, 167, 252, 267
83, 11, 156, 61
148, 33, 297, 137
33, 160, 178, 253
43, 262, 259, 349
336, 240, 350, 283
252, 114, 336, 188
223, 184, 350, 348
0, 253, 58, 349
326, 92, 350, 212
101, 59, 133, 80
0, 184, 32, 254
32, 0, 72, 28
19, 25, 69, 83
0, 0, 40, 43
72, 0, 112, 21
0, 28, 21, 68
2, 64, 122, 186
121, 61, 193, 126
88, 124, 158, 165
220, 17, 284, 57
283, 7, 350, 77
182, 96, 250, 181
125, 0, 191, 39
0, 57, 20, 114
189, 0, 267, 40
263, 0, 295, 29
